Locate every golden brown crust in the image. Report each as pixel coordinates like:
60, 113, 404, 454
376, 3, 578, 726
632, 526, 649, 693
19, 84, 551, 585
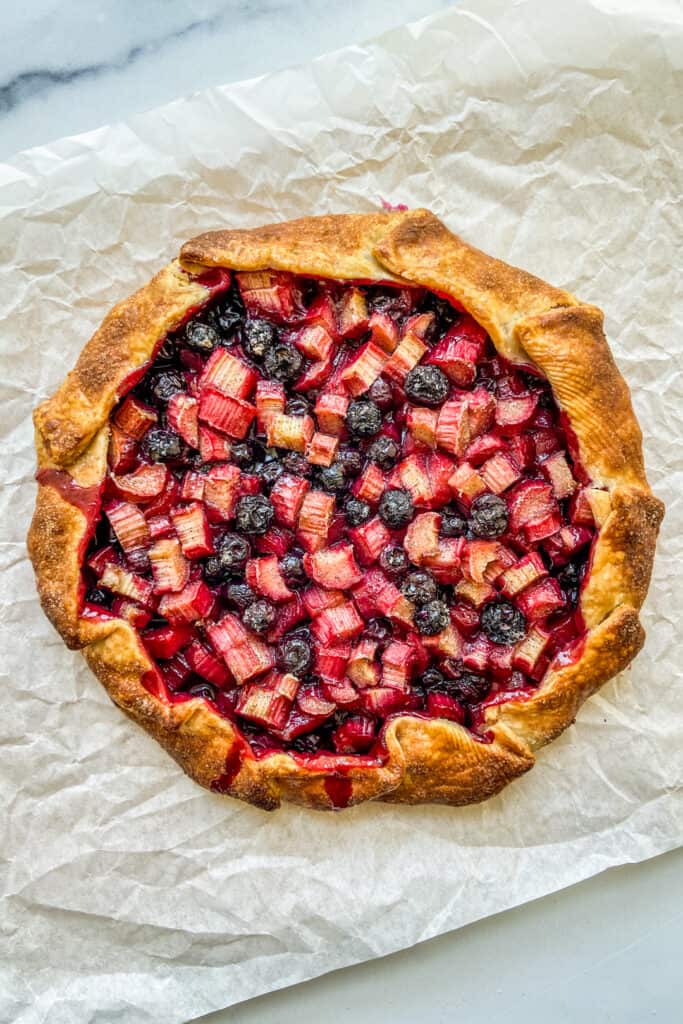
28, 210, 664, 811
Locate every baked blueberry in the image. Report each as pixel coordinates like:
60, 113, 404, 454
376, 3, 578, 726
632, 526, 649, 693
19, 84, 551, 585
367, 435, 400, 470
414, 600, 450, 635
480, 600, 526, 644
440, 510, 468, 537
378, 488, 414, 528
224, 582, 257, 609
316, 461, 347, 493
404, 365, 449, 407
344, 497, 372, 526
469, 493, 509, 538
402, 570, 438, 605
242, 318, 276, 361
243, 599, 276, 635
142, 427, 183, 462
264, 343, 303, 382
379, 545, 409, 577
235, 495, 274, 535
184, 321, 219, 353
280, 552, 306, 587
148, 369, 184, 403
276, 635, 313, 675
346, 399, 382, 438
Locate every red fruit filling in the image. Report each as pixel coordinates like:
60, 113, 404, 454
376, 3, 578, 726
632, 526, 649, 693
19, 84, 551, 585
70, 272, 599, 762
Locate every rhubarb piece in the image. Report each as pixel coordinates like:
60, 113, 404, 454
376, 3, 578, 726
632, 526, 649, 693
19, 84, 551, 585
110, 463, 169, 503
294, 350, 334, 391
479, 452, 522, 494
544, 525, 593, 566
266, 412, 315, 453
403, 512, 441, 565
87, 544, 120, 576
294, 324, 334, 363
368, 311, 399, 352
171, 503, 214, 559
110, 597, 152, 629
304, 543, 363, 590
142, 623, 194, 660
199, 425, 232, 463
436, 397, 470, 457
523, 510, 563, 545
314, 642, 351, 683
311, 601, 364, 645
495, 393, 538, 433
341, 341, 389, 395
351, 462, 385, 504
113, 395, 157, 440
421, 622, 462, 658
513, 625, 551, 675
426, 691, 466, 724
297, 490, 335, 552
361, 687, 409, 717
338, 288, 369, 338
499, 552, 548, 597
381, 640, 415, 691
270, 473, 310, 528
516, 578, 565, 621
448, 462, 487, 505
314, 392, 349, 435
506, 479, 557, 534
423, 537, 464, 584
108, 425, 138, 473
464, 539, 515, 584
105, 500, 150, 565
383, 333, 428, 383
541, 451, 577, 499
245, 555, 294, 603
406, 406, 438, 447
255, 379, 286, 432
203, 464, 240, 523
393, 454, 433, 507
266, 594, 308, 641
236, 681, 291, 731
167, 393, 199, 448
306, 431, 339, 467
159, 579, 215, 623
348, 516, 392, 564
426, 320, 486, 385
454, 579, 496, 607
186, 640, 232, 687
149, 537, 190, 594
99, 564, 154, 606
208, 614, 275, 684
255, 527, 294, 558
346, 640, 380, 688
332, 716, 375, 753
199, 388, 256, 440
236, 270, 302, 322
179, 470, 205, 503
146, 514, 174, 540
302, 584, 345, 618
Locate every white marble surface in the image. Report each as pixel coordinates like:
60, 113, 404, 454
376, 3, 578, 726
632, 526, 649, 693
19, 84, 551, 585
2, 2, 681, 1022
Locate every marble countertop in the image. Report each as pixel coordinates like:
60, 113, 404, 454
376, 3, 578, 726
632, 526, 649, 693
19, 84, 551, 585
3, 2, 681, 1022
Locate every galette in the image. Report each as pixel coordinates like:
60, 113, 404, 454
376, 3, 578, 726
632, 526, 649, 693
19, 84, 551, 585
28, 210, 663, 810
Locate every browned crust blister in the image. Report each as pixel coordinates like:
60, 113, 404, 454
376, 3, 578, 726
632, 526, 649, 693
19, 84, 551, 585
28, 210, 664, 811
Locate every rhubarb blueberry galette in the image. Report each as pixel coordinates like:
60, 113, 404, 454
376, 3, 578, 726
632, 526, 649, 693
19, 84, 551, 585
28, 210, 663, 810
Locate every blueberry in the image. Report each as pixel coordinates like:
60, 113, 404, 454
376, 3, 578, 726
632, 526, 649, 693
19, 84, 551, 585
402, 570, 438, 606
421, 666, 446, 689
285, 396, 311, 417
414, 599, 450, 635
258, 460, 284, 490
282, 451, 312, 478
379, 546, 409, 577
363, 617, 393, 645
480, 600, 526, 645
469, 493, 509, 538
224, 582, 257, 609
291, 732, 324, 754
156, 334, 178, 362
264, 343, 303, 382
280, 552, 306, 587
230, 442, 255, 469
277, 635, 312, 675
336, 446, 363, 477
378, 488, 414, 528
367, 435, 400, 470
367, 377, 393, 410
186, 682, 218, 701
344, 497, 372, 526
557, 561, 583, 605
142, 427, 183, 463
404, 365, 449, 407
235, 495, 274, 535
86, 587, 109, 606
440, 510, 468, 537
444, 671, 490, 704
212, 301, 243, 337
149, 369, 185, 403
316, 461, 347, 494
243, 599, 276, 635
346, 399, 382, 438
243, 319, 276, 361
368, 286, 413, 318
216, 532, 251, 571
184, 321, 219, 353
421, 293, 458, 329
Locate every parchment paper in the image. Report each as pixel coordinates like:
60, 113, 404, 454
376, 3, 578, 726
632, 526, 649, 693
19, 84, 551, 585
1, 0, 682, 1021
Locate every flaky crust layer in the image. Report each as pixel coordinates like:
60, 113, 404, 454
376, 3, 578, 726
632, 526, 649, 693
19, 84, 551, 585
28, 210, 664, 810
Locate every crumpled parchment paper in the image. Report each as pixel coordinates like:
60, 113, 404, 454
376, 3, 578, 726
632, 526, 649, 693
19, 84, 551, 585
1, 0, 682, 1020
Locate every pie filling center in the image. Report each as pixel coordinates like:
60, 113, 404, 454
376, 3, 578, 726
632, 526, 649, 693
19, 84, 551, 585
78, 269, 600, 760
